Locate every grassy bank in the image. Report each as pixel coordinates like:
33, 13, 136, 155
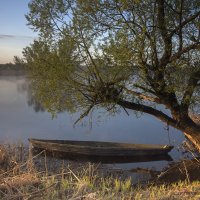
0, 144, 199, 200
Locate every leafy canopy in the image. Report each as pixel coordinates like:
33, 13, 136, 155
23, 0, 200, 125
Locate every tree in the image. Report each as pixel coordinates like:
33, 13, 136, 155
23, 0, 200, 151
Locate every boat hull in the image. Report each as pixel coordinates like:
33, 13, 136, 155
29, 138, 173, 157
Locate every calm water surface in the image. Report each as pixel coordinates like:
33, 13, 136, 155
0, 75, 186, 176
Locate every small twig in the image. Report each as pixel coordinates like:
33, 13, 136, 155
74, 104, 94, 126
67, 167, 81, 182
44, 151, 48, 176
183, 160, 190, 183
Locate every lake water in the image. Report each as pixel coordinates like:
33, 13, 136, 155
0, 75, 186, 177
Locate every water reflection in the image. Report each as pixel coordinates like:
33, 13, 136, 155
32, 148, 173, 164
17, 79, 45, 113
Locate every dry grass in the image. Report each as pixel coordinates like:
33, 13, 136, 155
0, 144, 199, 200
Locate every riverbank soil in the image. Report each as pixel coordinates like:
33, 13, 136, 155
153, 157, 200, 184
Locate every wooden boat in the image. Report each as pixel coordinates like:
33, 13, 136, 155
29, 138, 173, 157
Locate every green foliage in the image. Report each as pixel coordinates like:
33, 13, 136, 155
23, 0, 200, 123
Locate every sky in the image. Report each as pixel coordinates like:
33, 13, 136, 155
0, 0, 37, 64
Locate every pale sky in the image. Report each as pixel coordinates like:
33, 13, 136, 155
0, 0, 37, 63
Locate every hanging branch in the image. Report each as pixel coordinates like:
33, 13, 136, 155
74, 103, 95, 125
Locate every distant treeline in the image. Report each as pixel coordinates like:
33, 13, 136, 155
0, 63, 26, 76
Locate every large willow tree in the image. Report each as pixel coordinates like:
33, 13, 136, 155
23, 0, 200, 151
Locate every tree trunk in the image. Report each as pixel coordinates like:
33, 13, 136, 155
178, 116, 200, 153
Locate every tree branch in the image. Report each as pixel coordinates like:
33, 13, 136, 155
117, 99, 178, 128
79, 30, 103, 84
157, 0, 172, 66
169, 10, 200, 37
123, 87, 161, 103
74, 103, 94, 125
178, 0, 183, 52
170, 43, 200, 63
